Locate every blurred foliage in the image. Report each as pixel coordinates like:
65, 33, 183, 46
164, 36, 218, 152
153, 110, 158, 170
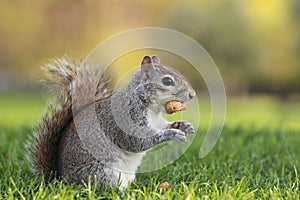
0, 0, 299, 96
0, 93, 299, 130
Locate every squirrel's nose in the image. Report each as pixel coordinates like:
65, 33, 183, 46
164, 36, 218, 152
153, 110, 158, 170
188, 90, 196, 99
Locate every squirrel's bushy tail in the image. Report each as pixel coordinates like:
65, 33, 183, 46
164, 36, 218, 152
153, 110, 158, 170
27, 56, 113, 182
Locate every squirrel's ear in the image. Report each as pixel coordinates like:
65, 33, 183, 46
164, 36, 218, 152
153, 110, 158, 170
141, 56, 154, 80
152, 56, 160, 64
141, 56, 152, 65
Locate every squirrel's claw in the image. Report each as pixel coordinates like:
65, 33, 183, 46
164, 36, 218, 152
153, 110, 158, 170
171, 120, 195, 135
162, 129, 187, 143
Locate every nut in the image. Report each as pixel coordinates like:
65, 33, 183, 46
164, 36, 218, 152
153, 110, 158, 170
159, 181, 170, 189
171, 122, 179, 129
165, 101, 187, 114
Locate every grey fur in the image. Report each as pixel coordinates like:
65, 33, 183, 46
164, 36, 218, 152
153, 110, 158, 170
27, 55, 196, 188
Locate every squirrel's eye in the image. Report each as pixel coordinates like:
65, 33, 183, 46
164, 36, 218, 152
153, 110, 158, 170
161, 77, 174, 86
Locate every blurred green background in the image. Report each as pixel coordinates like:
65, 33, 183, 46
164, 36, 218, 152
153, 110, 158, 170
0, 0, 299, 127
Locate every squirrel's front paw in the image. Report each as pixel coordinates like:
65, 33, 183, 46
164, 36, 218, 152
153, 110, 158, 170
171, 120, 195, 135
162, 129, 187, 143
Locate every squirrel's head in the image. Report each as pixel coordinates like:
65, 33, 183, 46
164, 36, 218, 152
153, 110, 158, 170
137, 55, 196, 114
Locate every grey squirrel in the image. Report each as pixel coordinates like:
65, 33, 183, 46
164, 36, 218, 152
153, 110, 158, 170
27, 55, 196, 188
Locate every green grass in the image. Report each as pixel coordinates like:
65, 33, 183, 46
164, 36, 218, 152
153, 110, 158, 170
0, 93, 299, 199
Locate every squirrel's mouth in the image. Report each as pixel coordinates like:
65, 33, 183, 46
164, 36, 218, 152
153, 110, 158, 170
165, 101, 187, 114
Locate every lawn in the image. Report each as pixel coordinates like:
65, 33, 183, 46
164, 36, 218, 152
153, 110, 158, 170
0, 93, 299, 199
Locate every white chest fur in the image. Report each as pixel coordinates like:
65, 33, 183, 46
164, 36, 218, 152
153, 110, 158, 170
112, 151, 146, 188
147, 109, 167, 130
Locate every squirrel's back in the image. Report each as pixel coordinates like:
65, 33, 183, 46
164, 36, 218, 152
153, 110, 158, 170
27, 57, 113, 181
